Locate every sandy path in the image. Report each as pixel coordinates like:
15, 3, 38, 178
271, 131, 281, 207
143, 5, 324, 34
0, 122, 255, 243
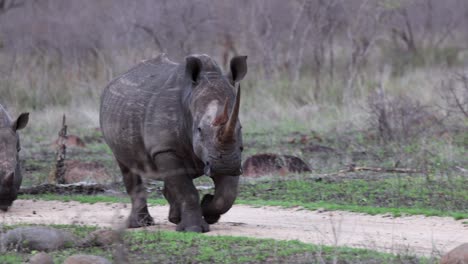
1, 199, 467, 256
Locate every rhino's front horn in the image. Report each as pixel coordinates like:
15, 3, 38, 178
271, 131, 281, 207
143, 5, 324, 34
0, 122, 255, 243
221, 85, 241, 141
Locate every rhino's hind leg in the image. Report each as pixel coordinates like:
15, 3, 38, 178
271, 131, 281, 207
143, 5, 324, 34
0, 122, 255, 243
118, 161, 154, 228
201, 175, 239, 224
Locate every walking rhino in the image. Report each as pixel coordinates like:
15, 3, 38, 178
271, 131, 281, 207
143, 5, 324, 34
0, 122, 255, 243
100, 54, 247, 232
0, 104, 29, 211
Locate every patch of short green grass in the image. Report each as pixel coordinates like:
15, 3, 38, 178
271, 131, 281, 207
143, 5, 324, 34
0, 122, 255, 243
0, 224, 434, 263
19, 194, 167, 206
236, 175, 468, 219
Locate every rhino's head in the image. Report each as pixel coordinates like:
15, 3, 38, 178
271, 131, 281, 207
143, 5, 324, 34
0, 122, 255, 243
185, 55, 247, 177
0, 112, 29, 211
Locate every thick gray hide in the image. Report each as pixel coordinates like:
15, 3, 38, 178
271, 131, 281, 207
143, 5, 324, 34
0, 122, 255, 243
1, 226, 76, 252
0, 104, 29, 211
100, 54, 247, 232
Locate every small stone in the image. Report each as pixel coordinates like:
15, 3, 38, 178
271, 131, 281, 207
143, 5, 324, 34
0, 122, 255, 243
83, 229, 119, 247
28, 252, 54, 264
316, 208, 326, 213
63, 255, 112, 264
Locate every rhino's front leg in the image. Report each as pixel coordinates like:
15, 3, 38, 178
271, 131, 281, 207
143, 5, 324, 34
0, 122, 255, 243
163, 182, 181, 224
155, 152, 209, 233
201, 175, 239, 224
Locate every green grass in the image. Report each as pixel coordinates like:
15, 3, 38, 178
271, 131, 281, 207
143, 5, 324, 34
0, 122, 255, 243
236, 199, 467, 219
0, 224, 432, 264
19, 194, 167, 206
236, 176, 467, 219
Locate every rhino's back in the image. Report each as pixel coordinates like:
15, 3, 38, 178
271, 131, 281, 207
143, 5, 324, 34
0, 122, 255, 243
100, 55, 181, 169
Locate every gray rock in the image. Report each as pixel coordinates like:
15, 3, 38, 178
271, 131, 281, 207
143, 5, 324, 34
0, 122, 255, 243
28, 252, 54, 264
83, 229, 119, 247
63, 255, 112, 264
1, 226, 76, 252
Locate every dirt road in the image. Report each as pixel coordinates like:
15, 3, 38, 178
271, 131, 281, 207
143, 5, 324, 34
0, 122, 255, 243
1, 199, 467, 256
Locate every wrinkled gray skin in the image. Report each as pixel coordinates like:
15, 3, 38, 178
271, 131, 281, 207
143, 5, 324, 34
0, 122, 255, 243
0, 104, 29, 212
100, 54, 247, 232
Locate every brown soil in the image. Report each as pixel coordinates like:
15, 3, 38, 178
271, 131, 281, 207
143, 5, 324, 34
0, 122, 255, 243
63, 160, 113, 184
2, 199, 467, 257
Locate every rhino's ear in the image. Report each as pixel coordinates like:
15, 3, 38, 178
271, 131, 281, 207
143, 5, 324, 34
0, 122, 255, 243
12, 112, 29, 131
228, 56, 247, 84
185, 56, 202, 86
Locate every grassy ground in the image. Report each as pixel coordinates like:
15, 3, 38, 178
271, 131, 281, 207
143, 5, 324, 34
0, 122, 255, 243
18, 172, 468, 220
0, 224, 435, 264
1, 54, 466, 264
17, 125, 468, 220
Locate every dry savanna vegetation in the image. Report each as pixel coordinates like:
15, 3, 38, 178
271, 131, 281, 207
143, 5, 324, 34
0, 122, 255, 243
0, 0, 467, 263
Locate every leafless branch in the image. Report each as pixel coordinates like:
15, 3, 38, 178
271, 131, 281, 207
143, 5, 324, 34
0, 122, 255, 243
133, 23, 164, 52
0, 0, 26, 15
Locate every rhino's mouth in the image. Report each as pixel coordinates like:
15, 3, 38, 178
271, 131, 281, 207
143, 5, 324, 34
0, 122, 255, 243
204, 161, 242, 177
0, 197, 14, 212
204, 162, 212, 177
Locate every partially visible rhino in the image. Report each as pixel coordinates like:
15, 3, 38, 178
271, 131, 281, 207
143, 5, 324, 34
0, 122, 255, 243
0, 104, 29, 211
100, 54, 247, 232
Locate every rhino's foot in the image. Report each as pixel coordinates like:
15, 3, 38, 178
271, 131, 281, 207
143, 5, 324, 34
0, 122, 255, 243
204, 214, 221, 225
201, 194, 221, 224
168, 205, 181, 224
176, 219, 209, 233
127, 214, 155, 228
169, 214, 181, 224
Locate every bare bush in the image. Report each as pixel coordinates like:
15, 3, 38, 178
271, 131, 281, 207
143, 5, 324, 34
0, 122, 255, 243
438, 73, 468, 121
0, 0, 467, 111
367, 89, 443, 143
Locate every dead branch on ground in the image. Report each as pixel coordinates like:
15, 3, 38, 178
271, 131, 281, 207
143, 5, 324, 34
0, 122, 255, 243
19, 183, 108, 195
318, 164, 424, 178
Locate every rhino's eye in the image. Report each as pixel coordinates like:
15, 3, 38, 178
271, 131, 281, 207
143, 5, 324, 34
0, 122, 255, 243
197, 127, 202, 133
239, 146, 244, 152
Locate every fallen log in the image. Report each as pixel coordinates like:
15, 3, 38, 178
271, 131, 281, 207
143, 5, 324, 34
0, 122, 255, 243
19, 182, 108, 195
317, 164, 424, 178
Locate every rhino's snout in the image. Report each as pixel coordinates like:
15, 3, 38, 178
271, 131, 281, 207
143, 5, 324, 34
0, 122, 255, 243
0, 205, 9, 212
